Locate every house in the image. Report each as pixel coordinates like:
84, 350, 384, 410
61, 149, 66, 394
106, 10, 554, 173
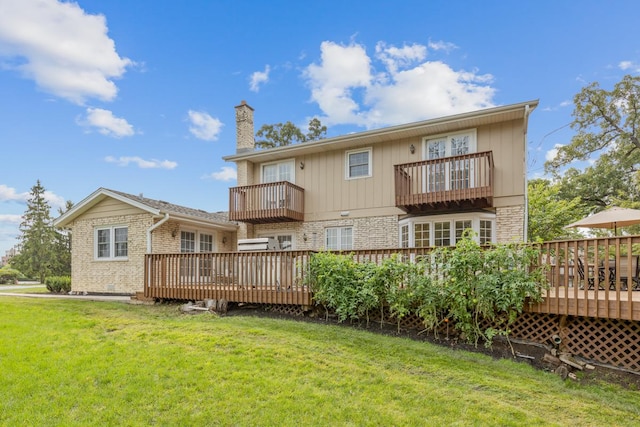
223, 100, 538, 251
53, 188, 237, 295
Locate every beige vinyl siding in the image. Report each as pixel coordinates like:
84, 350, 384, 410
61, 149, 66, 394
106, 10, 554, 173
81, 198, 148, 219
249, 120, 524, 220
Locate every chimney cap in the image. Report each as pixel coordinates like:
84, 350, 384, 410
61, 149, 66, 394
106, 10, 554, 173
235, 100, 254, 110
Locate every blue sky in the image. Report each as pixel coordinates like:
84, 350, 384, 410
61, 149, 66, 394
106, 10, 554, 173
1, 0, 639, 255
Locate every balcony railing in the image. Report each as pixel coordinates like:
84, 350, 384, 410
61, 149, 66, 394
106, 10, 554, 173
394, 151, 494, 213
229, 181, 304, 224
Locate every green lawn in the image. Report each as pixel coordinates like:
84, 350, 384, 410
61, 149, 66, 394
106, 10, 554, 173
0, 298, 638, 426
0, 284, 48, 294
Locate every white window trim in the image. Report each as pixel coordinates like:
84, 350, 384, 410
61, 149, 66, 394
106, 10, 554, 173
398, 212, 495, 247
260, 159, 295, 184
325, 226, 353, 250
422, 129, 477, 158
180, 228, 218, 253
345, 147, 372, 180
94, 225, 128, 261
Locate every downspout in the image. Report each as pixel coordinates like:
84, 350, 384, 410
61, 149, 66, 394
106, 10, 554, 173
147, 213, 170, 253
523, 104, 532, 242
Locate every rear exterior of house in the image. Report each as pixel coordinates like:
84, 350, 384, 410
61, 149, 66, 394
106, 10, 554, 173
224, 100, 537, 251
54, 189, 237, 295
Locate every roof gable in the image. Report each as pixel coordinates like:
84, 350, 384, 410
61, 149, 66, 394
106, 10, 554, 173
54, 188, 235, 230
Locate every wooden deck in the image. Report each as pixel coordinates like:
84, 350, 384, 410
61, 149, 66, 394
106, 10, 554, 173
144, 237, 640, 321
144, 251, 313, 305
528, 287, 640, 321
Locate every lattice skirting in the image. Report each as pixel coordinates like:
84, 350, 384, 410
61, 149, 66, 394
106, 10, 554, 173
259, 304, 640, 372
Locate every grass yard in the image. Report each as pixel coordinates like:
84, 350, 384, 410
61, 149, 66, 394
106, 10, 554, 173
0, 298, 639, 426
0, 284, 48, 294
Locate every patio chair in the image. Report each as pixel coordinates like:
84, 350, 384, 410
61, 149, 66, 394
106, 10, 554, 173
577, 258, 606, 290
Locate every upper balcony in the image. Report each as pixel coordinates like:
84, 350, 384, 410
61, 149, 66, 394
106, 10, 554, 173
394, 151, 494, 214
229, 181, 304, 224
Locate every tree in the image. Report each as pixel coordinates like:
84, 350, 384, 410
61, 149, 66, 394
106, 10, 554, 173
527, 179, 586, 241
255, 118, 327, 149
50, 200, 74, 276
12, 180, 56, 283
545, 75, 640, 215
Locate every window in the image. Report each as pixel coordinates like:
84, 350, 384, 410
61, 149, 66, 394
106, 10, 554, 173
434, 222, 451, 247
400, 224, 409, 248
399, 213, 494, 248
346, 148, 372, 179
261, 234, 293, 250
181, 231, 196, 253
414, 223, 430, 248
479, 220, 493, 245
424, 130, 477, 191
455, 220, 472, 243
200, 234, 214, 253
95, 226, 128, 260
325, 227, 353, 250
262, 160, 294, 183
180, 230, 217, 280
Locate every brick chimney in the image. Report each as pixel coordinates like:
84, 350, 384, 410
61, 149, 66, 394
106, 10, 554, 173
235, 100, 255, 153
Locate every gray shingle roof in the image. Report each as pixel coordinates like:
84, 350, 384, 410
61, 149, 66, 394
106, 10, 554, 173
106, 188, 234, 226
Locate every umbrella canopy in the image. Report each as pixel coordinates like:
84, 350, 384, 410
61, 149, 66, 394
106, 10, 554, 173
565, 207, 640, 234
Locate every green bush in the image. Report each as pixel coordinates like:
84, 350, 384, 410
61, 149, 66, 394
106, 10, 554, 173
45, 276, 71, 294
306, 235, 547, 348
0, 267, 21, 285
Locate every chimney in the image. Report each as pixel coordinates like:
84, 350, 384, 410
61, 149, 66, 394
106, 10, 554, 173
235, 100, 255, 153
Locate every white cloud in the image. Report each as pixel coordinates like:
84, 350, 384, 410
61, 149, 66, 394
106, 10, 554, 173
203, 166, 237, 182
427, 39, 458, 53
44, 190, 65, 210
303, 40, 496, 128
105, 156, 177, 169
79, 108, 135, 138
545, 144, 564, 162
0, 184, 65, 210
249, 65, 270, 92
0, 184, 28, 203
619, 60, 640, 72
187, 110, 223, 141
0, 214, 22, 224
0, 0, 133, 104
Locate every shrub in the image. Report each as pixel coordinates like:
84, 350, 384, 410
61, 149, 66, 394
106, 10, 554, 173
0, 267, 21, 285
45, 276, 71, 294
305, 235, 547, 349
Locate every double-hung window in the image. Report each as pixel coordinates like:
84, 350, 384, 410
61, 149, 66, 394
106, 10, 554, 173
325, 226, 353, 250
95, 226, 128, 260
345, 148, 372, 179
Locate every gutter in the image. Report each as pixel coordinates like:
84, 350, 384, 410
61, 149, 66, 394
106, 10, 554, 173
523, 104, 532, 242
146, 213, 170, 253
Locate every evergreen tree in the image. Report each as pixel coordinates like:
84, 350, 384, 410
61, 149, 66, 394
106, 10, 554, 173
51, 200, 74, 276
12, 180, 56, 283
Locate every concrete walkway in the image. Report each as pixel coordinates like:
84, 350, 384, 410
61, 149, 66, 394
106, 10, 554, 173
0, 285, 132, 303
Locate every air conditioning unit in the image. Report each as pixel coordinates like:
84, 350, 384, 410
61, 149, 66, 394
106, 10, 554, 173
237, 237, 279, 251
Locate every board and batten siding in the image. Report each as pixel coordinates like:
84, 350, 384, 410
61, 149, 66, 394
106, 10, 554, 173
249, 119, 525, 220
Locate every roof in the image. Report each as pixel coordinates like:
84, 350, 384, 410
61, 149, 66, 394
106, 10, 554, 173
223, 100, 539, 163
54, 188, 237, 230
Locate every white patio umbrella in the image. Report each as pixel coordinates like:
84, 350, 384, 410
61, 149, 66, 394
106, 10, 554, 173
565, 207, 640, 235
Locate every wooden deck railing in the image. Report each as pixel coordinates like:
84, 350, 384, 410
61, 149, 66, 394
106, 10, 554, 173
229, 181, 304, 224
530, 236, 640, 321
394, 151, 493, 213
144, 237, 640, 320
144, 251, 313, 305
